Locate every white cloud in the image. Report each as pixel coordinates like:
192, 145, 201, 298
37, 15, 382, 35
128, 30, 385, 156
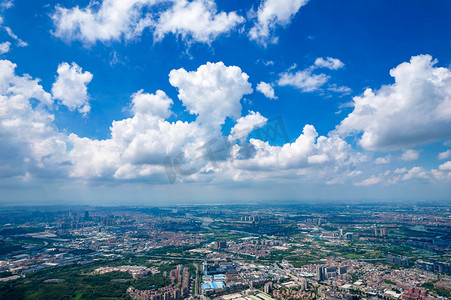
154, 0, 244, 43
4, 26, 27, 47
314, 57, 344, 70
4, 58, 446, 190
227, 124, 364, 178
348, 170, 362, 177
337, 55, 451, 150
169, 61, 252, 131
0, 60, 257, 182
249, 0, 309, 44
439, 161, 451, 171
52, 0, 243, 44
68, 61, 254, 180
328, 84, 352, 95
401, 149, 419, 161
0, 60, 52, 106
67, 90, 200, 179
278, 69, 329, 92
375, 156, 390, 164
278, 58, 345, 93
430, 168, 451, 181
131, 89, 173, 119
1, 0, 13, 9
229, 111, 267, 141
0, 41, 10, 54
438, 149, 451, 160
402, 166, 428, 181
52, 0, 159, 43
0, 59, 67, 178
256, 81, 277, 99
307, 154, 329, 164
52, 62, 93, 114
354, 175, 381, 186
394, 168, 408, 174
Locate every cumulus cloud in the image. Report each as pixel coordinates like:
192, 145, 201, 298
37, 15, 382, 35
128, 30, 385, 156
256, 81, 277, 99
68, 61, 254, 180
439, 161, 451, 171
401, 149, 420, 161
227, 124, 365, 179
169, 61, 252, 131
67, 89, 200, 179
278, 57, 345, 93
0, 60, 52, 106
375, 156, 390, 164
314, 57, 344, 70
402, 166, 428, 181
0, 60, 258, 183
337, 55, 451, 150
3, 57, 446, 189
327, 84, 352, 95
0, 59, 66, 178
249, 0, 309, 44
154, 0, 244, 43
278, 69, 329, 92
0, 41, 10, 54
229, 111, 267, 141
438, 149, 451, 160
354, 175, 381, 186
52, 0, 243, 44
52, 62, 93, 114
130, 89, 173, 119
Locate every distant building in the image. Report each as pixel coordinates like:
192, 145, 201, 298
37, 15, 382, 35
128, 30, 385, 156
214, 241, 227, 249
316, 266, 325, 281
264, 282, 273, 293
203, 261, 235, 275
316, 265, 346, 281
387, 254, 409, 266
416, 260, 451, 274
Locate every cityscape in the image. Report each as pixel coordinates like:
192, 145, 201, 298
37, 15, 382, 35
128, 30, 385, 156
0, 203, 449, 299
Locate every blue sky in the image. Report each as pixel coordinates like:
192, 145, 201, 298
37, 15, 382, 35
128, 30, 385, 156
0, 0, 451, 205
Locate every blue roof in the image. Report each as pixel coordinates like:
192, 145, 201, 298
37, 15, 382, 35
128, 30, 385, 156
202, 281, 225, 290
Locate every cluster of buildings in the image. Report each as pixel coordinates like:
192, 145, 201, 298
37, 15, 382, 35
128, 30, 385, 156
93, 265, 159, 278
416, 260, 451, 274
387, 254, 410, 266
315, 265, 349, 281
128, 264, 190, 300
374, 227, 388, 237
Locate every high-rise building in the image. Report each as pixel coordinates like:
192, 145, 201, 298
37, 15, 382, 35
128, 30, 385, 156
316, 266, 325, 281
387, 254, 409, 266
214, 241, 227, 249
173, 288, 181, 300
264, 282, 273, 294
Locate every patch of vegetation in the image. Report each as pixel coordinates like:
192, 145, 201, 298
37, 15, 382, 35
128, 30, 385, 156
132, 274, 171, 290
